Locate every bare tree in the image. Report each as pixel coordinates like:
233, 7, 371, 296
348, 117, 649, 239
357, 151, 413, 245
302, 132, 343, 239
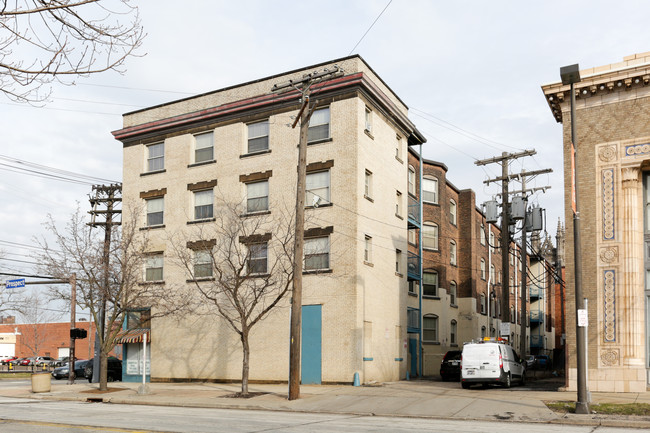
16, 292, 62, 358
0, 0, 145, 102
169, 201, 295, 396
36, 205, 178, 390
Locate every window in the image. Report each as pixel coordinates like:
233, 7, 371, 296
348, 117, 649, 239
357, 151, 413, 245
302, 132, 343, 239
510, 277, 514, 294
489, 231, 495, 252
395, 191, 402, 217
450, 281, 457, 305
450, 241, 457, 265
194, 250, 212, 278
408, 228, 416, 245
194, 190, 213, 220
480, 224, 486, 246
364, 170, 372, 199
146, 197, 164, 226
422, 177, 438, 203
364, 235, 372, 263
423, 314, 438, 342
246, 180, 269, 213
147, 143, 164, 172
194, 132, 214, 163
364, 106, 372, 133
490, 264, 496, 283
396, 136, 403, 160
510, 306, 515, 323
145, 254, 163, 282
450, 320, 457, 344
408, 166, 416, 195
449, 199, 457, 225
423, 223, 438, 250
247, 121, 269, 153
481, 326, 486, 339
480, 293, 486, 314
423, 271, 438, 297
248, 243, 268, 275
480, 258, 486, 280
308, 107, 330, 142
127, 309, 151, 329
408, 280, 419, 295
304, 236, 329, 270
306, 170, 330, 206
395, 249, 401, 274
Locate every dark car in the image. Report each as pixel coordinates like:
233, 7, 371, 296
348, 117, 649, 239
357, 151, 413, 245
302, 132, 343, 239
534, 355, 551, 370
51, 359, 90, 380
84, 357, 122, 382
440, 350, 462, 381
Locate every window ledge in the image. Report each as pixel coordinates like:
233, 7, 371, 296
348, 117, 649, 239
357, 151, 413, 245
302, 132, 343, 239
307, 137, 333, 146
303, 268, 333, 275
188, 218, 216, 225
364, 195, 374, 203
188, 160, 216, 168
187, 277, 215, 283
306, 202, 332, 210
364, 129, 374, 140
423, 341, 441, 345
423, 295, 440, 300
140, 169, 166, 177
140, 225, 165, 231
408, 292, 418, 297
139, 280, 165, 286
450, 343, 459, 347
241, 210, 271, 218
363, 261, 374, 267
395, 272, 403, 278
395, 214, 404, 220
240, 149, 271, 159
363, 357, 373, 361
423, 200, 439, 206
450, 304, 458, 309
422, 247, 439, 252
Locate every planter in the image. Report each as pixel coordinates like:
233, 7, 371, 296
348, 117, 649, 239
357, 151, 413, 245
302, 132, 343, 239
31, 372, 51, 393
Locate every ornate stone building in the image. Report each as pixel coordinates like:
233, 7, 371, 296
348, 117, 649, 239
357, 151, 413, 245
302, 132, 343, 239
542, 53, 650, 392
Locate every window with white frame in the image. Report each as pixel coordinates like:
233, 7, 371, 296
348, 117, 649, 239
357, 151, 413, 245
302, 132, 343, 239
364, 235, 372, 263
423, 223, 438, 250
395, 249, 401, 274
450, 320, 457, 344
306, 170, 330, 206
248, 242, 268, 275
450, 199, 457, 225
364, 170, 372, 199
422, 177, 438, 203
147, 142, 164, 172
510, 276, 514, 294
489, 231, 495, 252
194, 250, 212, 278
145, 254, 163, 282
146, 197, 164, 226
193, 190, 214, 220
308, 107, 330, 142
408, 228, 416, 245
304, 236, 329, 271
246, 180, 269, 213
364, 106, 372, 133
450, 241, 457, 265
395, 191, 402, 217
480, 258, 486, 280
396, 135, 403, 160
423, 314, 438, 342
423, 271, 438, 297
194, 132, 214, 163
247, 121, 269, 153
450, 281, 457, 305
480, 224, 486, 246
408, 166, 416, 195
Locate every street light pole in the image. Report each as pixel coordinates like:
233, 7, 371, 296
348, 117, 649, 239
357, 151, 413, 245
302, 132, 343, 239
560, 63, 589, 414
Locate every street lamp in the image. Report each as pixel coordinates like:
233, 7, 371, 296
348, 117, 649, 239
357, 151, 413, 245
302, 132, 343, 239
560, 63, 589, 414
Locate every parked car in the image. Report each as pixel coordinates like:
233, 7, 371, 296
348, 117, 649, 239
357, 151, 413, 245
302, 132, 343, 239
34, 356, 55, 367
440, 350, 462, 381
534, 355, 551, 370
84, 357, 123, 382
461, 338, 525, 389
54, 356, 77, 367
51, 359, 90, 380
19, 357, 35, 366
1, 356, 18, 365
524, 355, 535, 369
8, 357, 25, 366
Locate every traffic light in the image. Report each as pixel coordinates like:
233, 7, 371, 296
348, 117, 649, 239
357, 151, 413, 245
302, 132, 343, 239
70, 328, 87, 339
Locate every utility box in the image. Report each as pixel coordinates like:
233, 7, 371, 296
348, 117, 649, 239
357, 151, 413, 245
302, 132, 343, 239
529, 206, 544, 231
511, 196, 526, 220
484, 200, 499, 223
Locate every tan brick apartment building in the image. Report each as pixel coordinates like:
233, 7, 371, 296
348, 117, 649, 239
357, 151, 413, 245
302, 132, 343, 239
542, 53, 650, 392
112, 55, 558, 384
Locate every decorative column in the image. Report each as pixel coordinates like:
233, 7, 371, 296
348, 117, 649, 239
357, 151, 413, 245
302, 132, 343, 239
621, 166, 644, 365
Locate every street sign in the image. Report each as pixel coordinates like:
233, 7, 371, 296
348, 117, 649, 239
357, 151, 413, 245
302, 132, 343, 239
578, 309, 588, 327
5, 279, 25, 289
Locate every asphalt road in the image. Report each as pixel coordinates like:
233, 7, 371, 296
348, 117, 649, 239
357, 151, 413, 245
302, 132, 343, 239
0, 396, 646, 433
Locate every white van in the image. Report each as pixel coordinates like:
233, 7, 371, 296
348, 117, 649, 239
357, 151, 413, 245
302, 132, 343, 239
460, 339, 525, 388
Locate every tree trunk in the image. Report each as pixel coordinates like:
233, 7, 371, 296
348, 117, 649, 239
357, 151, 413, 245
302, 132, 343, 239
241, 331, 249, 396
99, 350, 108, 391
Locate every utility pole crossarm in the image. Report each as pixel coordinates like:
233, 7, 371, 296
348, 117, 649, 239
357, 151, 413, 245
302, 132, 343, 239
483, 168, 553, 184
474, 149, 536, 166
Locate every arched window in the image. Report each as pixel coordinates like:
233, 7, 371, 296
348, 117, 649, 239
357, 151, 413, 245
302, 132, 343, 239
449, 199, 457, 225
423, 314, 438, 342
450, 241, 457, 265
450, 320, 457, 344
449, 281, 457, 305
480, 293, 486, 314
422, 177, 438, 204
423, 222, 439, 250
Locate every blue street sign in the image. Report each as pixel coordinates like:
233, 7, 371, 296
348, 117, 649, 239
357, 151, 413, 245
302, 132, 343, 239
6, 279, 25, 289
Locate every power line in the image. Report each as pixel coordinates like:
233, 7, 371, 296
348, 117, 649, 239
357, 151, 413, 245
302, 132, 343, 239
348, 0, 393, 55
0, 154, 120, 186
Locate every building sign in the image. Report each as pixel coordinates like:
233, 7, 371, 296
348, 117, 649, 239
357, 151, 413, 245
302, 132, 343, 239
500, 322, 511, 337
0, 334, 17, 344
125, 343, 150, 375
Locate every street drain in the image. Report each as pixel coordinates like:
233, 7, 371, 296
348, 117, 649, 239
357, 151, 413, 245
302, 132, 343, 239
86, 398, 104, 403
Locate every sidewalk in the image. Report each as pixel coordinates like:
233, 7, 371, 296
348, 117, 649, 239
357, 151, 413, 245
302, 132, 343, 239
2, 377, 650, 429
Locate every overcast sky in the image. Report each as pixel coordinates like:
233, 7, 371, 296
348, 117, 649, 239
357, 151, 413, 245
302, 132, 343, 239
2, 0, 650, 315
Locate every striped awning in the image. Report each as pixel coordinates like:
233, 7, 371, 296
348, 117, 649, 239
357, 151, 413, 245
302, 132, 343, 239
115, 328, 151, 344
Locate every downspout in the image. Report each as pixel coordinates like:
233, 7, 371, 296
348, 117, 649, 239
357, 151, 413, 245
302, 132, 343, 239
488, 226, 492, 336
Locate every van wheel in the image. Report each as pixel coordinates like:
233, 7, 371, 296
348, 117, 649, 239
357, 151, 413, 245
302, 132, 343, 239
461, 382, 470, 389
504, 373, 511, 388
520, 371, 526, 386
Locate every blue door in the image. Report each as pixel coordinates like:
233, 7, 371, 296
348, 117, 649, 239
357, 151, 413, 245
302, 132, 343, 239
409, 338, 418, 377
301, 305, 322, 385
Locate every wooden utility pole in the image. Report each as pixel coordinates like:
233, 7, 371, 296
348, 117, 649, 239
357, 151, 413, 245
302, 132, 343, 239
271, 66, 342, 400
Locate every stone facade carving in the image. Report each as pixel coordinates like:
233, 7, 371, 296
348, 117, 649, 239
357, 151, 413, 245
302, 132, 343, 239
625, 143, 650, 157
601, 349, 620, 367
602, 169, 615, 240
603, 270, 616, 342
599, 145, 618, 163
599, 246, 618, 263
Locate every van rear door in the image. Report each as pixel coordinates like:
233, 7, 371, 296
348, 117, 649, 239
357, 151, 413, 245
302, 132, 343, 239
462, 344, 501, 380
